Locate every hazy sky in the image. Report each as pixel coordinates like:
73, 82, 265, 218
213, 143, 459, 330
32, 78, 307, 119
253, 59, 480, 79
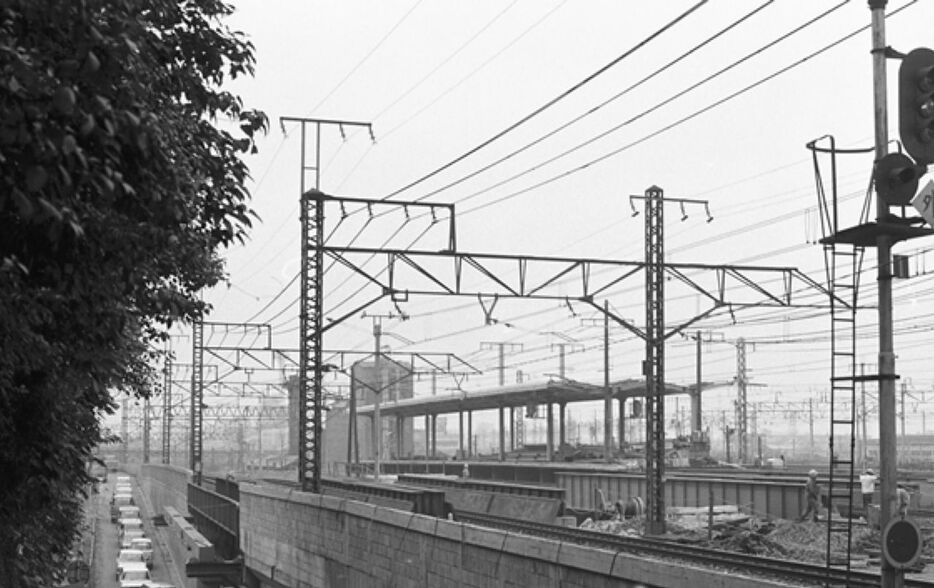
140, 0, 934, 446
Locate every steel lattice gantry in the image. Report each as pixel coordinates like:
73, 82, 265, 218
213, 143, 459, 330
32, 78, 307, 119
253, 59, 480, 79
643, 186, 666, 534
297, 188, 842, 516
162, 356, 172, 464
300, 190, 325, 492
191, 321, 204, 484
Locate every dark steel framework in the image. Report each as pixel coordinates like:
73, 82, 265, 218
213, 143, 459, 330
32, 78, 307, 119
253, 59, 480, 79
808, 132, 934, 583
643, 186, 666, 535
142, 396, 150, 464
285, 116, 375, 494
189, 321, 278, 485
296, 186, 841, 529
190, 320, 204, 484
162, 356, 172, 464
735, 338, 748, 464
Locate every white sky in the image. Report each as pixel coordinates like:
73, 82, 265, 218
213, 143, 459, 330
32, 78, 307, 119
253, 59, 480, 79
128, 0, 934, 448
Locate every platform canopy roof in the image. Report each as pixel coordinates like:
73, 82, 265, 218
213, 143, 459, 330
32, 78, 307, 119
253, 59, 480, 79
354, 377, 716, 418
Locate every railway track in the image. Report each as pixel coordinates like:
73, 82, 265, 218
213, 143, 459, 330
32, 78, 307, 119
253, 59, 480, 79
456, 511, 934, 588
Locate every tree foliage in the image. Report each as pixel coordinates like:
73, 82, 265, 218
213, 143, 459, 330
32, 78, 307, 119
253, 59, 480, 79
0, 1, 267, 585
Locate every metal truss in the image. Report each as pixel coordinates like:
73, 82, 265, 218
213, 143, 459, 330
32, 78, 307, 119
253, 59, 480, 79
642, 186, 666, 536
191, 321, 204, 484
149, 405, 290, 419
190, 321, 280, 485
299, 189, 840, 508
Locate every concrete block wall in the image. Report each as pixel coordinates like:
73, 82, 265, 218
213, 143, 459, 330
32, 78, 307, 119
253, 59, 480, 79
239, 484, 790, 588
164, 506, 215, 588
139, 463, 193, 518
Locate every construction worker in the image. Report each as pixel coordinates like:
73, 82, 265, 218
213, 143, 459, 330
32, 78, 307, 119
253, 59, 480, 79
859, 468, 878, 510
799, 469, 821, 522
897, 485, 911, 517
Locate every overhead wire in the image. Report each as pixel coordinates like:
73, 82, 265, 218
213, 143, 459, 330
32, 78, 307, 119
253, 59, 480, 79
307, 0, 425, 116
259, 3, 849, 332
269, 4, 922, 386
379, 0, 710, 202
405, 1, 777, 206
456, 0, 883, 219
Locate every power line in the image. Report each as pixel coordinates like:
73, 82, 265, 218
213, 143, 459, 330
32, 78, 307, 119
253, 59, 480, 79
379, 0, 709, 202
308, 0, 424, 116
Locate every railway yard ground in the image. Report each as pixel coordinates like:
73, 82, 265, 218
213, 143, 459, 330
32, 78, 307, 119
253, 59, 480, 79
581, 506, 934, 580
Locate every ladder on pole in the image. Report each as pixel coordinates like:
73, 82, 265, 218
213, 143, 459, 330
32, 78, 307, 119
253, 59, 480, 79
824, 239, 862, 573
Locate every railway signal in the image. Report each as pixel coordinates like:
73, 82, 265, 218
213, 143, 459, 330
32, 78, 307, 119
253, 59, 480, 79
898, 47, 934, 164
874, 152, 926, 206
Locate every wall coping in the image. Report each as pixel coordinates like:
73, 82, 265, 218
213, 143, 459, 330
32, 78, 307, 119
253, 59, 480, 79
238, 483, 789, 587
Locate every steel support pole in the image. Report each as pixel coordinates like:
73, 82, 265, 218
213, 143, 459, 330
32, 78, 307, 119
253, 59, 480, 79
499, 406, 506, 461
288, 116, 371, 493
868, 3, 898, 586
459, 410, 465, 457
373, 323, 382, 478
431, 414, 437, 458
162, 357, 172, 464
298, 190, 324, 492
692, 331, 703, 434
603, 301, 613, 461
190, 320, 203, 485
618, 397, 625, 447
143, 396, 150, 464
121, 395, 128, 464
425, 413, 430, 458
644, 185, 666, 535
468, 411, 473, 457
559, 402, 566, 447
546, 402, 555, 461
736, 338, 748, 464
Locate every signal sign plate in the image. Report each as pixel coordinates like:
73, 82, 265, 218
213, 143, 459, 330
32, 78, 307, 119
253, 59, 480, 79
911, 179, 934, 226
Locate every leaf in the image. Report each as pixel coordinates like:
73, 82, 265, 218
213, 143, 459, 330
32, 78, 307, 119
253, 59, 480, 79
12, 188, 34, 218
38, 197, 63, 221
61, 134, 76, 155
25, 166, 48, 192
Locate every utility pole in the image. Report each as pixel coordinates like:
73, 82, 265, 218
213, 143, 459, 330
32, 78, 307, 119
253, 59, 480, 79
868, 5, 898, 585
142, 396, 150, 464
861, 363, 868, 467
809, 398, 815, 455
363, 311, 403, 480
121, 395, 129, 464
287, 115, 374, 493
604, 302, 613, 461
736, 338, 748, 464
162, 355, 172, 465
694, 331, 702, 435
630, 186, 712, 535
480, 341, 522, 454
901, 382, 907, 442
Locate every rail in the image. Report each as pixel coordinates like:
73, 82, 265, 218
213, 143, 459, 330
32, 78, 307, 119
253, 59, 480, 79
455, 511, 934, 588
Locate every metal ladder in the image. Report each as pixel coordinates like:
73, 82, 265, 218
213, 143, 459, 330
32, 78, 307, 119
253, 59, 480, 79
809, 135, 869, 580
823, 240, 862, 573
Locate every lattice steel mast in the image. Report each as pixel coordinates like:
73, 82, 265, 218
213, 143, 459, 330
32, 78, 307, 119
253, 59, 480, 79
283, 116, 374, 493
